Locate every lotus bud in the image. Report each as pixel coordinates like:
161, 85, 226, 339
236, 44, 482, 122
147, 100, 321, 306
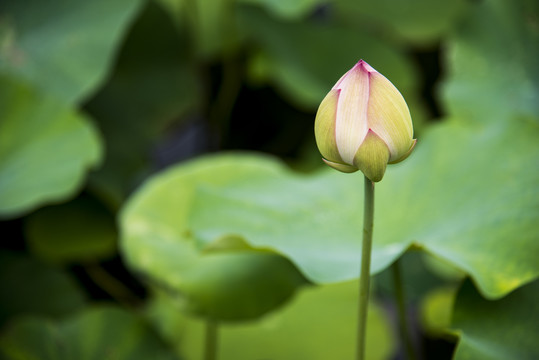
314, 60, 416, 182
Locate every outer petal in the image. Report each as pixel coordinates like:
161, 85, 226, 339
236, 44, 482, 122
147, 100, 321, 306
333, 61, 370, 165
367, 71, 414, 162
314, 89, 343, 164
353, 129, 390, 182
322, 158, 358, 173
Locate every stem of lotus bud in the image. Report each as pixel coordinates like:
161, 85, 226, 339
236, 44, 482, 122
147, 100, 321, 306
356, 176, 374, 360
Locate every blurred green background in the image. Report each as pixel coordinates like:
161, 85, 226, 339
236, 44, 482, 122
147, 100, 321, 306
1, 0, 538, 359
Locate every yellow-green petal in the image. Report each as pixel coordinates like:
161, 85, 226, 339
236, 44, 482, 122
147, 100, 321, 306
367, 72, 414, 162
353, 130, 390, 182
314, 89, 343, 164
322, 158, 358, 173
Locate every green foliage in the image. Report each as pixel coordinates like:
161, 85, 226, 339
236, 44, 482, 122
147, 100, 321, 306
0, 306, 179, 360
120, 155, 308, 321
451, 279, 539, 359
147, 281, 395, 360
376, 119, 539, 299
180, 117, 539, 299
238, 0, 321, 19
0, 76, 102, 218
419, 286, 458, 337
334, 0, 469, 45
238, 6, 420, 110
25, 196, 117, 264
0, 252, 86, 325
0, 0, 144, 217
0, 0, 143, 104
442, 0, 539, 124
85, 1, 201, 206
1, 0, 538, 358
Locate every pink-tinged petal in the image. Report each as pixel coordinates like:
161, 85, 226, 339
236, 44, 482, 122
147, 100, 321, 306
314, 59, 415, 179
357, 59, 376, 73
366, 70, 414, 162
333, 61, 370, 165
353, 129, 390, 182
332, 60, 371, 88
314, 89, 343, 163
322, 158, 358, 173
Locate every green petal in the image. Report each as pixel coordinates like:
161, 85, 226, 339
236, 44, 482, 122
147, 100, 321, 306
321, 158, 358, 173
353, 130, 390, 182
314, 89, 343, 163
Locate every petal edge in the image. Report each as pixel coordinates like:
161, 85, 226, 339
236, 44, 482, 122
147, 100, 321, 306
322, 158, 358, 173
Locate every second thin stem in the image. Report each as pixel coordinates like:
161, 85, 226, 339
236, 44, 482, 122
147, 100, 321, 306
204, 319, 218, 360
357, 176, 375, 360
392, 260, 417, 360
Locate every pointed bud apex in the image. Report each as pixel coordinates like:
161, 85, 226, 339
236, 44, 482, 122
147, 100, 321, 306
314, 60, 416, 182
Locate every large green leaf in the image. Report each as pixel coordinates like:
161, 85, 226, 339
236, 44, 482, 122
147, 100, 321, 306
441, 0, 539, 124
0, 76, 102, 218
25, 195, 117, 264
185, 118, 539, 299
120, 159, 308, 321
0, 0, 143, 104
86, 1, 200, 207
375, 119, 539, 299
0, 251, 86, 326
147, 281, 395, 360
0, 306, 179, 360
451, 279, 539, 360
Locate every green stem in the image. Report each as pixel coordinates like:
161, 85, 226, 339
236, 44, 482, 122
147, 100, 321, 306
84, 263, 139, 307
204, 319, 218, 360
392, 260, 417, 360
209, 56, 242, 147
357, 176, 375, 360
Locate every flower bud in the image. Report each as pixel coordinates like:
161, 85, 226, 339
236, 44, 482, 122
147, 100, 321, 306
314, 60, 416, 182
